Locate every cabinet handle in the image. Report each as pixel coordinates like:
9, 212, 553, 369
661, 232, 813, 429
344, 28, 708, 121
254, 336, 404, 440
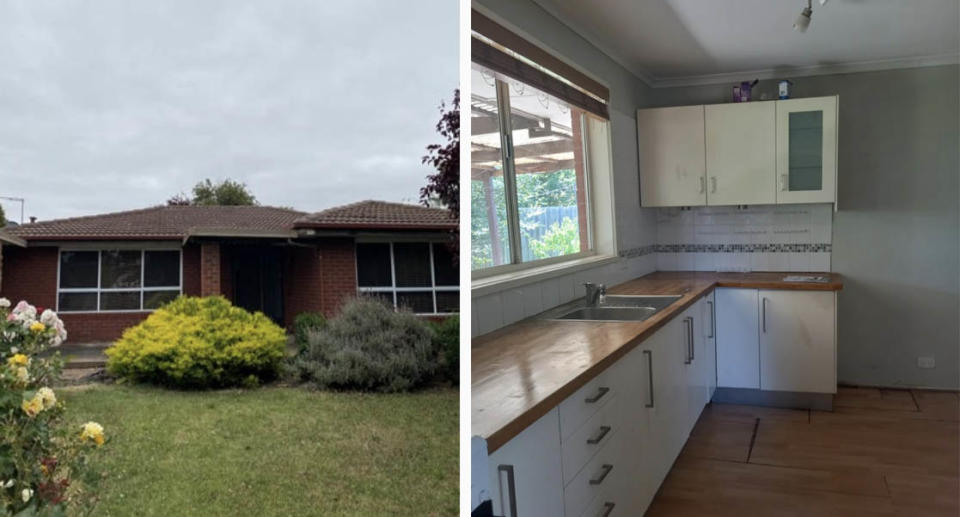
497, 465, 518, 517
762, 297, 768, 333
710, 176, 717, 193
780, 174, 788, 191
707, 300, 715, 338
585, 386, 610, 404
698, 176, 705, 193
587, 425, 612, 445
689, 316, 695, 362
643, 350, 654, 408
683, 317, 692, 364
599, 502, 616, 517
589, 464, 614, 485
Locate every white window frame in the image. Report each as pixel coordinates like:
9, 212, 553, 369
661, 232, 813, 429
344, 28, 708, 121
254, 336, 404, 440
470, 67, 611, 280
354, 240, 458, 316
56, 248, 183, 313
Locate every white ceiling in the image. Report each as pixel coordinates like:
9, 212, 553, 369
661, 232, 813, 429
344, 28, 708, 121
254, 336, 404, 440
532, 0, 960, 87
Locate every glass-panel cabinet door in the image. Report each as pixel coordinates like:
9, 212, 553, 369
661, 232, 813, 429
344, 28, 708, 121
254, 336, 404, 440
775, 96, 837, 204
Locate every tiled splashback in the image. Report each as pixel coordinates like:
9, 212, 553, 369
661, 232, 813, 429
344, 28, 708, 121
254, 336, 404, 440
656, 204, 833, 272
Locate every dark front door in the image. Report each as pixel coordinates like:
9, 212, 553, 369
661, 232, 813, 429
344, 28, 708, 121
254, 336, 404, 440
231, 247, 284, 325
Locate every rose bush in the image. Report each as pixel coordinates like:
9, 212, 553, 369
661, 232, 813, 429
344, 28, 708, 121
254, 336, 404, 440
0, 298, 105, 516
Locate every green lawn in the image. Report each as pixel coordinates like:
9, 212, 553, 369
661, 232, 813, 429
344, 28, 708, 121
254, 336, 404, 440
61, 385, 458, 517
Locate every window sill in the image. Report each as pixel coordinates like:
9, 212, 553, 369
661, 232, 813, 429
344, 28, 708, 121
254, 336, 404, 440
471, 254, 619, 298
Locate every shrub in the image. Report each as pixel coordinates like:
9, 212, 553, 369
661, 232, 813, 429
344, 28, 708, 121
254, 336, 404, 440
105, 296, 286, 389
0, 298, 105, 515
429, 316, 459, 383
285, 297, 438, 392
293, 312, 327, 351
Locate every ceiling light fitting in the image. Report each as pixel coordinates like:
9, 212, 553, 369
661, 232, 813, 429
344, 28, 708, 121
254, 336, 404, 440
793, 0, 827, 33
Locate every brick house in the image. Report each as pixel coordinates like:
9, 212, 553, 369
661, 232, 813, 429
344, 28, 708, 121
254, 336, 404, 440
0, 201, 458, 342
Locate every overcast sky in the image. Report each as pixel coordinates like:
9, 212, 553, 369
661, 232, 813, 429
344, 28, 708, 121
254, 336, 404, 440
0, 0, 457, 222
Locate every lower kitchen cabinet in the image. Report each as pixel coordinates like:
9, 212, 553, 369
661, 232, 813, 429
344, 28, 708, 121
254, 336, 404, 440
486, 409, 564, 517
715, 288, 761, 389
759, 289, 836, 393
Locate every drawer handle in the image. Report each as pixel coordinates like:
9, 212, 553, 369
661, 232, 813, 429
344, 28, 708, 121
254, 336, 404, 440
585, 386, 610, 404
589, 464, 614, 485
586, 425, 612, 445
599, 502, 616, 517
497, 465, 518, 517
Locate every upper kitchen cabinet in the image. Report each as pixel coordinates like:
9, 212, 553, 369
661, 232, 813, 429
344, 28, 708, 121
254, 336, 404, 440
704, 101, 776, 205
637, 105, 707, 207
775, 96, 838, 204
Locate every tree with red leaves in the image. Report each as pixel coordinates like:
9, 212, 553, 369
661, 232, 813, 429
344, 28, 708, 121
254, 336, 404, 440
421, 90, 459, 256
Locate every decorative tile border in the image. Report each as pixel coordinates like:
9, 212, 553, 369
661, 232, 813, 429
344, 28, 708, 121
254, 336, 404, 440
655, 243, 831, 253
619, 245, 657, 258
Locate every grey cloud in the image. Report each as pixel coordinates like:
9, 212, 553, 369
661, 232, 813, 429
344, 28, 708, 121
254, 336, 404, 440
0, 0, 457, 222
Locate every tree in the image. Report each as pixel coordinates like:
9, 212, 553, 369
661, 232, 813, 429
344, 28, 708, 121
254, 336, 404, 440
421, 90, 459, 255
167, 178, 258, 206
0, 203, 6, 227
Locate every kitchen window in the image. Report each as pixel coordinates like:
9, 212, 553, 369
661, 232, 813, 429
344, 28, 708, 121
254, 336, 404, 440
356, 242, 459, 314
471, 12, 615, 279
57, 249, 182, 312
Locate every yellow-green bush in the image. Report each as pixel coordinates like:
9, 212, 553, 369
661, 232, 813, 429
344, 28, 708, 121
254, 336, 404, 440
106, 296, 286, 388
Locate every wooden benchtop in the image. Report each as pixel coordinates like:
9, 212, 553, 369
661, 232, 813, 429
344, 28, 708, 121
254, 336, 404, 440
472, 271, 843, 453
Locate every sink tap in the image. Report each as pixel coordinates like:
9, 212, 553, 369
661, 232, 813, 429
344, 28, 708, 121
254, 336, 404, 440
584, 282, 606, 307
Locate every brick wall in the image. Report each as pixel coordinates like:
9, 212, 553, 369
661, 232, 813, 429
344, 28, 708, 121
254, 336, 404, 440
0, 243, 4, 292
182, 244, 201, 296
284, 246, 323, 325
317, 238, 358, 318
200, 242, 221, 296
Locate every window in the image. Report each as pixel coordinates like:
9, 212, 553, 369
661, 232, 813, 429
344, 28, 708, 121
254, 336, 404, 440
57, 249, 181, 312
356, 242, 458, 314
471, 64, 602, 273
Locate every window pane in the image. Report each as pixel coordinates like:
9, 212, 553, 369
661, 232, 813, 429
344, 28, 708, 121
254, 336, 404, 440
100, 291, 141, 311
361, 292, 394, 309
471, 65, 511, 270
101, 250, 141, 288
393, 243, 431, 287
356, 243, 392, 287
144, 251, 180, 287
432, 243, 458, 286
58, 292, 97, 312
59, 251, 98, 288
397, 291, 434, 313
144, 290, 179, 310
436, 291, 459, 313
507, 79, 589, 262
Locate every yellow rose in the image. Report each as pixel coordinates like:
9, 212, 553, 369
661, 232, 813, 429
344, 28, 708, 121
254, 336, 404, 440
21, 396, 43, 418
37, 387, 56, 409
7, 353, 29, 367
29, 321, 46, 333
14, 366, 30, 384
80, 422, 105, 447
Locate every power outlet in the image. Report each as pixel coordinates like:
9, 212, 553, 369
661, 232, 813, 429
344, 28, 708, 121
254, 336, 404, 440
917, 356, 936, 369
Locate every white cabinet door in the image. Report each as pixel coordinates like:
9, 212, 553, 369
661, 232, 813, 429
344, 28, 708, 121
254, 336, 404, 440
776, 96, 838, 204
637, 105, 707, 207
759, 290, 837, 393
701, 292, 717, 400
682, 303, 707, 431
487, 409, 564, 517
715, 288, 760, 389
704, 101, 776, 206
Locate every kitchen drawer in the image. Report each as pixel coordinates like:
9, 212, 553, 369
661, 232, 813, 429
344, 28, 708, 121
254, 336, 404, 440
562, 394, 622, 486
558, 367, 620, 441
563, 428, 626, 517
578, 491, 622, 517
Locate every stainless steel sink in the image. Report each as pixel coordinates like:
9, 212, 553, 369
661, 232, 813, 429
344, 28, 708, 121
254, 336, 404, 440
544, 294, 682, 322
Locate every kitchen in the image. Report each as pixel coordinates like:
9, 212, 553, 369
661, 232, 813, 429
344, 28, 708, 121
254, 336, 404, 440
468, 1, 959, 516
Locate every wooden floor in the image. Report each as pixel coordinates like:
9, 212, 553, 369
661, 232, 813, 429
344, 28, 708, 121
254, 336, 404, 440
646, 387, 960, 516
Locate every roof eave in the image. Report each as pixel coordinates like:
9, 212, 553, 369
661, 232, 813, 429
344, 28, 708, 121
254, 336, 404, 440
0, 231, 26, 247
293, 222, 457, 231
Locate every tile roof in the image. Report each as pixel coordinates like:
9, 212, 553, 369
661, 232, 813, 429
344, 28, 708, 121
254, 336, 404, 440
6, 205, 307, 241
294, 200, 457, 230
0, 228, 26, 247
